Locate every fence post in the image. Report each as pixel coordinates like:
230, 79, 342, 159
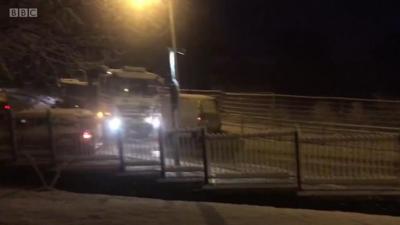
46, 109, 56, 164
117, 130, 125, 172
173, 131, 181, 167
200, 128, 209, 185
294, 127, 303, 191
158, 128, 166, 178
7, 110, 17, 161
77, 116, 83, 154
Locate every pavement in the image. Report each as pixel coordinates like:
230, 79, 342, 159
0, 188, 399, 225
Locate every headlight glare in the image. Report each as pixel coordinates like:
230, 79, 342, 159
144, 116, 161, 129
107, 117, 122, 131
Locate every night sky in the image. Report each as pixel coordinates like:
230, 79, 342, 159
2, 0, 400, 98
177, 0, 400, 97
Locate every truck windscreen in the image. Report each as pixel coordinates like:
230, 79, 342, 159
107, 78, 157, 97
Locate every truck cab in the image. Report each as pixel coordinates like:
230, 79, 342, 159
98, 66, 165, 138
57, 79, 97, 109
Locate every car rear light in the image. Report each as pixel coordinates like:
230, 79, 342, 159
82, 131, 93, 140
197, 116, 202, 121
3, 104, 11, 110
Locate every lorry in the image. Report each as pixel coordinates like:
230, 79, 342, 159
58, 66, 165, 138
58, 66, 222, 138
97, 66, 165, 138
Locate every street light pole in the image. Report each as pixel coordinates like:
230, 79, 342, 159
167, 0, 180, 129
167, 0, 179, 82
128, 0, 180, 128
167, 0, 180, 167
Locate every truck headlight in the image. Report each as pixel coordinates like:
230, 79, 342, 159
97, 111, 112, 119
144, 116, 161, 129
96, 111, 104, 119
107, 117, 122, 131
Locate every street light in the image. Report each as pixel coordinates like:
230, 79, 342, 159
167, 0, 179, 83
128, 0, 180, 128
128, 0, 162, 11
128, 0, 179, 83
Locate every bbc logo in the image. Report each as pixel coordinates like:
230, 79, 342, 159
9, 8, 38, 18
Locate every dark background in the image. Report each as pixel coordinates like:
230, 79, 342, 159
2, 0, 400, 98
179, 0, 400, 97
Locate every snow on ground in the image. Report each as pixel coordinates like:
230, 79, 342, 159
0, 188, 399, 225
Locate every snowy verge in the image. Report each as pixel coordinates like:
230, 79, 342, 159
0, 188, 399, 225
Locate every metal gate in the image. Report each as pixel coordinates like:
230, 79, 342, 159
118, 132, 161, 172
159, 128, 400, 191
205, 131, 298, 186
160, 128, 207, 179
159, 128, 299, 186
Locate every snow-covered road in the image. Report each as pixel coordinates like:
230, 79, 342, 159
0, 188, 399, 225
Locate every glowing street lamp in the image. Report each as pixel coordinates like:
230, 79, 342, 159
128, 0, 179, 83
128, 0, 180, 128
128, 0, 162, 11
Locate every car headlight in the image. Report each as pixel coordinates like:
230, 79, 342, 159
144, 116, 161, 129
107, 117, 122, 132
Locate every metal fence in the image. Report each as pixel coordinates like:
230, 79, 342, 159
206, 131, 296, 182
300, 132, 400, 187
0, 110, 116, 167
118, 133, 161, 171
161, 128, 400, 189
2, 109, 400, 192
0, 111, 14, 162
181, 89, 400, 133
159, 128, 206, 178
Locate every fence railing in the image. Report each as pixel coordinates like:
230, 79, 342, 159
205, 131, 296, 180
180, 89, 400, 133
300, 132, 400, 186
161, 128, 400, 189
160, 128, 206, 176
0, 110, 101, 165
221, 114, 400, 136
2, 108, 400, 191
0, 111, 14, 162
